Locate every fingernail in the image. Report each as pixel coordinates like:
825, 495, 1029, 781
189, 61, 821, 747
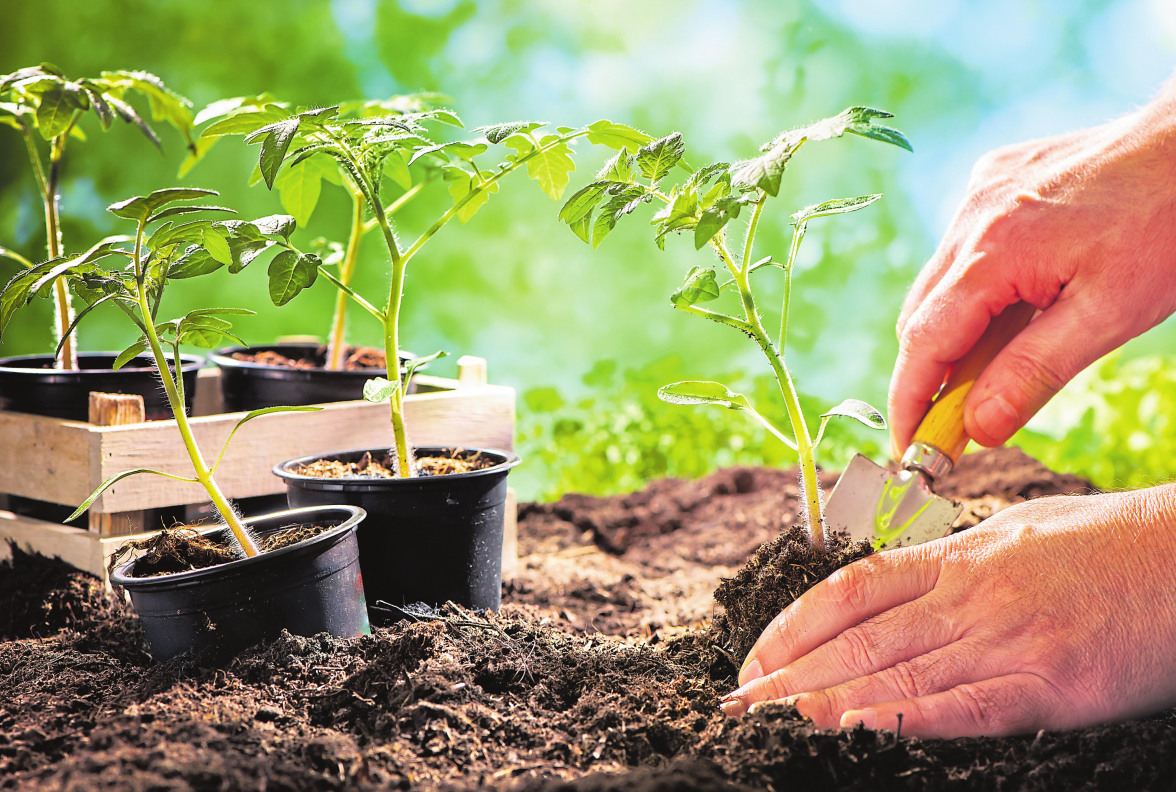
739, 657, 764, 684
973, 395, 1018, 443
720, 696, 747, 717
840, 708, 876, 730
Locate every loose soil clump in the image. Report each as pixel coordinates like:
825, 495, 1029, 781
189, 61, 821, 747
6, 446, 1172, 791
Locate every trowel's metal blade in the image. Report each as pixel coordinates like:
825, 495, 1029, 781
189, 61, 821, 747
825, 453, 962, 549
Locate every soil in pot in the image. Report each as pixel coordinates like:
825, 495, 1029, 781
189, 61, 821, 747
210, 343, 420, 411
10, 448, 1172, 792
110, 505, 369, 663
275, 446, 520, 614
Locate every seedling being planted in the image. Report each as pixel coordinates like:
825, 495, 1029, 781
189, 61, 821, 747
0, 187, 319, 556
561, 108, 911, 552
200, 99, 654, 477
0, 64, 194, 369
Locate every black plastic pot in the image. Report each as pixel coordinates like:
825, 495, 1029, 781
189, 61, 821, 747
274, 447, 520, 614
210, 343, 417, 411
0, 352, 204, 421
110, 505, 369, 663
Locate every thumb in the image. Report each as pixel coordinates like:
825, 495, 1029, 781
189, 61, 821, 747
963, 295, 1120, 446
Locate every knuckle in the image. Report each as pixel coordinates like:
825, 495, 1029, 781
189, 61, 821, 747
887, 660, 926, 699
824, 557, 883, 614
835, 626, 880, 675
996, 344, 1070, 396
947, 683, 1000, 731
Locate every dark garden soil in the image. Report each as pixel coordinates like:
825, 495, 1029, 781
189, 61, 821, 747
231, 345, 386, 371
293, 448, 500, 480
3, 446, 1171, 791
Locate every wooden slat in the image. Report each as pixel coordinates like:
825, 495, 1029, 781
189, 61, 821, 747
0, 412, 96, 506
0, 509, 106, 579
88, 393, 147, 537
88, 384, 516, 511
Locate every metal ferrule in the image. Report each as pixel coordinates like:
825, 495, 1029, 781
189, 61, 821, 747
901, 441, 954, 481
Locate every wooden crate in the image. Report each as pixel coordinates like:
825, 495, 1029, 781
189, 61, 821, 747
0, 356, 518, 581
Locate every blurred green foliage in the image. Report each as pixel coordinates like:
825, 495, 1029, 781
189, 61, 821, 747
1015, 354, 1176, 492
2, 1, 1175, 502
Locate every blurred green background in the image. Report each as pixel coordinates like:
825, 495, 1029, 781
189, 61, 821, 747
3, 0, 1176, 501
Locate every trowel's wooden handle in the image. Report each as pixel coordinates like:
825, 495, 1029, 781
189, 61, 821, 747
911, 301, 1037, 464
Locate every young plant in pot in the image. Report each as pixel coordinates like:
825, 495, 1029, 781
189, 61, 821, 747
561, 107, 910, 552
188, 95, 450, 410
0, 187, 369, 662
0, 64, 204, 420
209, 101, 654, 612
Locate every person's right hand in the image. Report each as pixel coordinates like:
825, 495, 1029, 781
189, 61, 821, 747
889, 87, 1176, 457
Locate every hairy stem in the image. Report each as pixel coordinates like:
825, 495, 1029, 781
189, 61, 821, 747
132, 226, 257, 556
43, 134, 77, 370
716, 239, 825, 551
325, 187, 366, 371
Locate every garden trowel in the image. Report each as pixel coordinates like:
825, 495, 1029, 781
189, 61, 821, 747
825, 301, 1036, 549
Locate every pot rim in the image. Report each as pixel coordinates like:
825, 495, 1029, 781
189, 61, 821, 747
273, 446, 521, 485
0, 351, 206, 375
109, 504, 366, 589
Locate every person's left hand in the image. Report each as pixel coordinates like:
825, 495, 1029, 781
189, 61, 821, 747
719, 486, 1176, 738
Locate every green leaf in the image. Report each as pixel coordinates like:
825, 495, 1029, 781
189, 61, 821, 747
730, 148, 792, 197
112, 339, 148, 370
596, 149, 634, 182
820, 398, 886, 430
108, 187, 218, 222
201, 227, 233, 266
586, 120, 653, 152
65, 467, 189, 522
404, 349, 447, 384
363, 377, 398, 403
267, 249, 319, 306
383, 149, 412, 190
34, 83, 85, 139
636, 133, 685, 183
568, 213, 592, 245
791, 194, 882, 225
210, 405, 322, 474
274, 155, 332, 227
508, 137, 576, 200
256, 118, 300, 189
200, 106, 289, 137
445, 168, 499, 223
475, 120, 543, 144
670, 267, 719, 307
250, 214, 297, 241
653, 188, 700, 243
558, 180, 625, 225
693, 209, 729, 250
591, 185, 650, 248
409, 139, 488, 165
145, 204, 235, 224
657, 381, 753, 411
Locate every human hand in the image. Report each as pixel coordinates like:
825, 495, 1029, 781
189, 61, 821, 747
890, 89, 1176, 457
719, 486, 1176, 738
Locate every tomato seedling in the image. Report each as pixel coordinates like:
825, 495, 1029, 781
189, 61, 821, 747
561, 108, 910, 551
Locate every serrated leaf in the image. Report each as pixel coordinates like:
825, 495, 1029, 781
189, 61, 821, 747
445, 169, 499, 222
267, 249, 319, 306
475, 120, 542, 144
512, 136, 576, 200
636, 133, 685, 183
109, 187, 218, 222
201, 106, 289, 137
670, 267, 719, 307
409, 139, 488, 165
363, 377, 398, 403
257, 118, 300, 189
653, 189, 700, 241
821, 398, 886, 430
251, 214, 297, 241
657, 381, 753, 411
791, 194, 882, 226
596, 149, 634, 182
586, 119, 653, 152
559, 180, 625, 224
34, 83, 84, 139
